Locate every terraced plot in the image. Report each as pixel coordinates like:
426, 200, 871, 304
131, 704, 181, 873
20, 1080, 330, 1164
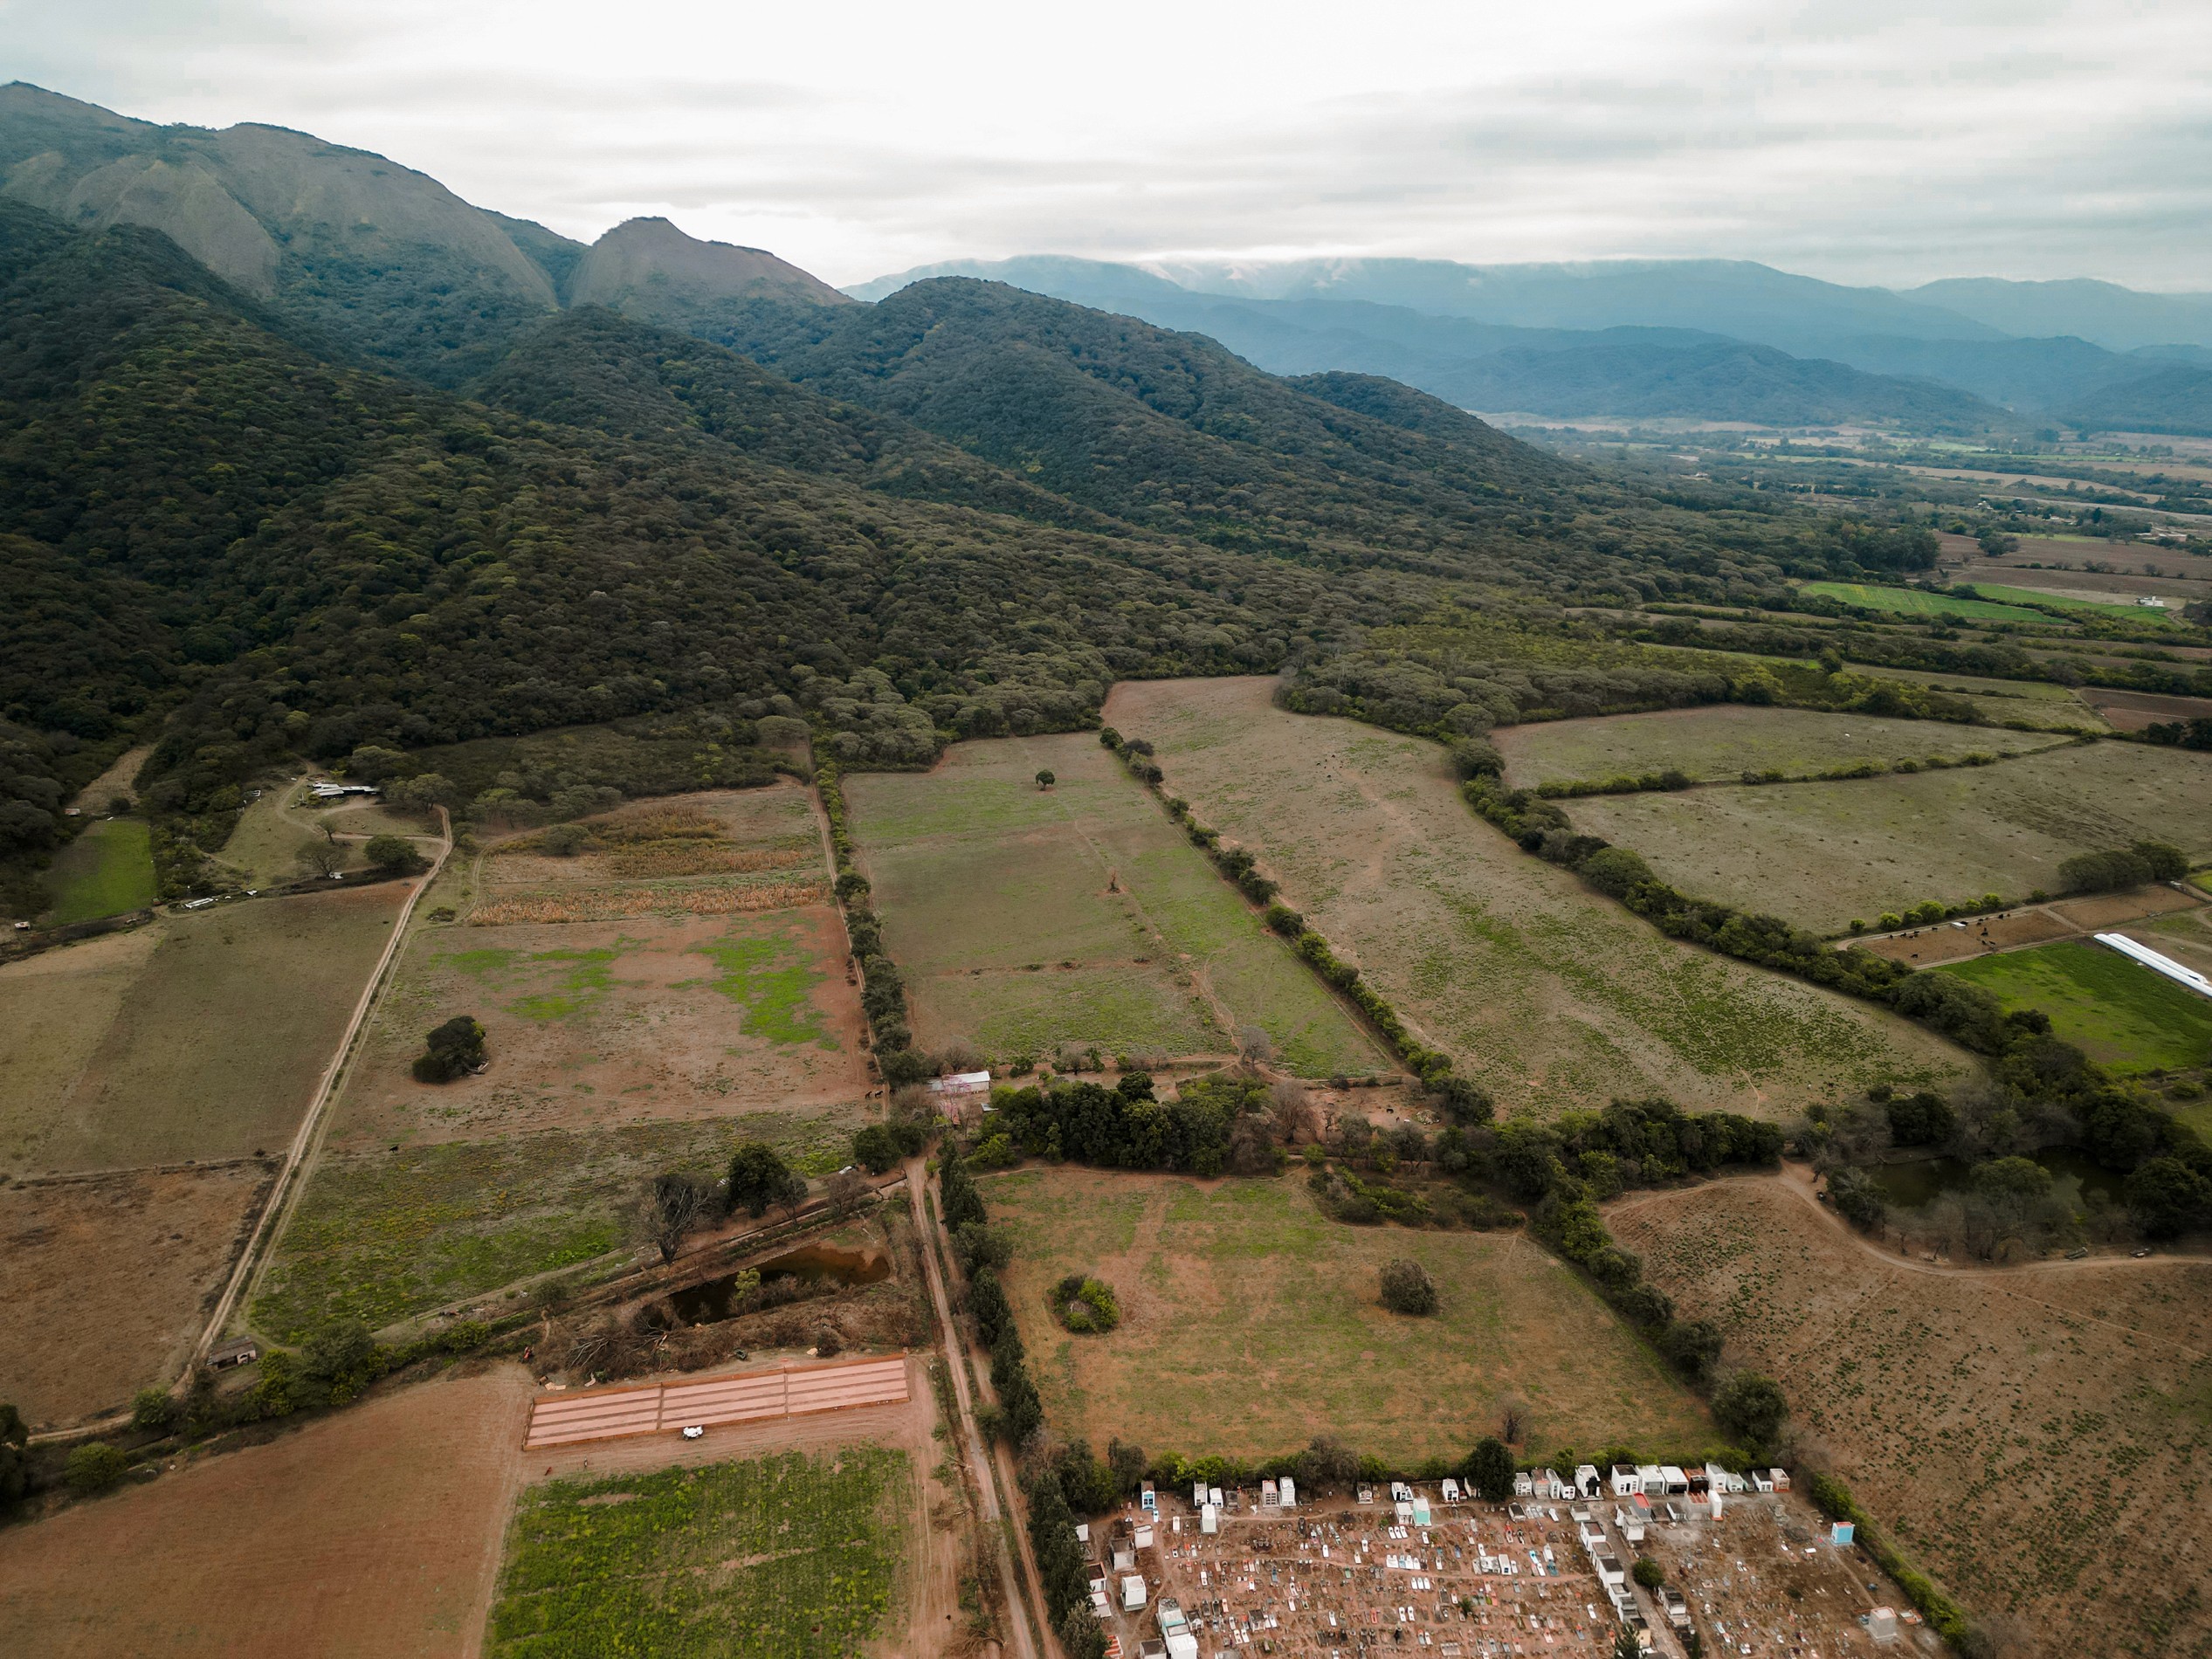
1562, 739, 2212, 934
1107, 678, 1963, 1119
844, 733, 1385, 1076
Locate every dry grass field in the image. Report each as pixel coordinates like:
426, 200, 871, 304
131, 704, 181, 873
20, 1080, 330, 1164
846, 733, 1386, 1076
0, 1366, 536, 1656
1107, 678, 1963, 1119
326, 906, 867, 1152
1564, 739, 2212, 933
1834, 664, 2108, 728
1615, 1177, 2212, 1659
0, 1162, 273, 1428
0, 886, 406, 1174
982, 1166, 1717, 1466
1495, 705, 2070, 789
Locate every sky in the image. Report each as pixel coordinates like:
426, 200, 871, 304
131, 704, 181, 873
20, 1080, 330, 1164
6, 0, 2211, 290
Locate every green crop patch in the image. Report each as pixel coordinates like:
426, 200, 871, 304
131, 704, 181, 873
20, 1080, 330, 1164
444, 941, 632, 1022
1796, 582, 2050, 623
686, 924, 837, 1048
1968, 582, 2191, 627
39, 818, 158, 926
487, 1448, 912, 1659
1939, 940, 2212, 1072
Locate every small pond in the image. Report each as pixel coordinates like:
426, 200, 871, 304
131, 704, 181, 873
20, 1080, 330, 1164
665, 1242, 888, 1325
1868, 1147, 2124, 1211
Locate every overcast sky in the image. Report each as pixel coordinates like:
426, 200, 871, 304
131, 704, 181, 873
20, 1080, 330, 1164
7, 0, 2210, 290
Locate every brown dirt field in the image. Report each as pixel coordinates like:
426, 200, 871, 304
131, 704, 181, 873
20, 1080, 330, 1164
326, 905, 868, 1152
1107, 677, 1965, 1119
9, 886, 406, 1174
481, 786, 822, 891
2078, 688, 2212, 732
1613, 1177, 2212, 1658
1861, 909, 2072, 966
0, 1365, 539, 1658
66, 744, 153, 810
2048, 885, 2205, 929
0, 925, 162, 1169
0, 1161, 273, 1428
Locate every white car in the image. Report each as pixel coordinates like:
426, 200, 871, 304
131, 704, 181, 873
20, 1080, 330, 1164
681, 1425, 705, 1440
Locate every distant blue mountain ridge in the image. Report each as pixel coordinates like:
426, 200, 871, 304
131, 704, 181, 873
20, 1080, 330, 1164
848, 257, 2212, 435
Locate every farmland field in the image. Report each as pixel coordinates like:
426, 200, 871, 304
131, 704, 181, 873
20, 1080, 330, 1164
1939, 940, 2212, 1072
1494, 705, 2068, 790
1563, 739, 2212, 934
0, 886, 407, 1174
1970, 581, 2190, 626
1797, 581, 2051, 622
845, 733, 1386, 1076
38, 816, 156, 925
325, 906, 866, 1152
255, 1109, 860, 1339
983, 1167, 1717, 1466
486, 1447, 913, 1657
1837, 664, 2107, 728
0, 1162, 272, 1427
0, 1366, 536, 1657
1107, 678, 1962, 1118
1615, 1177, 2212, 1659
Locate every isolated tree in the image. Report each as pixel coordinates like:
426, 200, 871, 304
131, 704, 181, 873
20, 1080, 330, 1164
0, 1403, 27, 1505
2126, 1157, 2212, 1239
412, 1015, 487, 1083
1035, 768, 1056, 790
825, 1167, 869, 1219
1633, 1556, 1664, 1589
1467, 1435, 1516, 1501
727, 1141, 806, 1217
129, 1388, 180, 1434
1297, 1434, 1361, 1491
295, 840, 342, 879
64, 1442, 129, 1496
363, 832, 423, 873
1826, 1167, 1888, 1232
1614, 1628, 1645, 1659
1712, 1372, 1789, 1456
386, 772, 457, 812
540, 823, 588, 857
1379, 1257, 1438, 1316
642, 1171, 713, 1264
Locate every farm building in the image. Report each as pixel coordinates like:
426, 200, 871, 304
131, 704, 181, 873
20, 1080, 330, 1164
208, 1337, 260, 1370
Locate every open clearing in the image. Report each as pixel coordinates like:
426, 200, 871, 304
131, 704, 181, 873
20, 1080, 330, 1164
325, 906, 866, 1152
38, 816, 157, 926
1797, 581, 2052, 622
487, 1445, 914, 1656
0, 1366, 536, 1657
1616, 1177, 2212, 1659
846, 733, 1385, 1076
1108, 678, 1962, 1118
1563, 739, 2212, 934
0, 886, 406, 1174
983, 1166, 1717, 1466
1495, 705, 2069, 789
1940, 939, 2212, 1073
0, 1161, 272, 1428
254, 1109, 861, 1339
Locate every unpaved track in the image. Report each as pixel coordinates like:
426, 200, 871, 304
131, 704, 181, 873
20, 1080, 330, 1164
910, 1158, 1048, 1659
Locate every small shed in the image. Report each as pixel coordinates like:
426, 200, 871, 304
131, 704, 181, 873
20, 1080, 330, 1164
208, 1337, 260, 1370
1575, 1463, 1603, 1498
1411, 1497, 1432, 1527
1199, 1502, 1218, 1535
1658, 1464, 1689, 1496
1635, 1463, 1664, 1495
1440, 1478, 1462, 1504
1121, 1574, 1147, 1612
1278, 1475, 1296, 1511
1609, 1464, 1640, 1498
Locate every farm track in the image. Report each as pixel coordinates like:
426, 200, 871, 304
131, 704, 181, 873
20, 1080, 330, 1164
1609, 1167, 2210, 1360
909, 1157, 1051, 1659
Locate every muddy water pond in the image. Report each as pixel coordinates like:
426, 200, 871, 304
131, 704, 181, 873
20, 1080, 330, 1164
1868, 1147, 2124, 1211
666, 1243, 889, 1325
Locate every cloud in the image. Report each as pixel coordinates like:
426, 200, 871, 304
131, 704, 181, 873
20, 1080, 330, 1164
3, 0, 2208, 287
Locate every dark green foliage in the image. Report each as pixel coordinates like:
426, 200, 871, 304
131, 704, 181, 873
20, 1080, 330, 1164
991, 1073, 1276, 1178
851, 1112, 929, 1174
1050, 1274, 1121, 1333
2058, 841, 2187, 894
362, 832, 422, 872
1633, 1556, 1665, 1589
1884, 1090, 1956, 1147
1465, 1436, 1516, 1501
1657, 1318, 1725, 1379
129, 1387, 181, 1434
726, 1141, 806, 1217
2126, 1156, 2212, 1238
1827, 1167, 1889, 1231
953, 1221, 1015, 1277
1378, 1257, 1438, 1315
63, 1442, 130, 1496
0, 1401, 27, 1504
411, 1015, 486, 1083
1712, 1373, 1789, 1456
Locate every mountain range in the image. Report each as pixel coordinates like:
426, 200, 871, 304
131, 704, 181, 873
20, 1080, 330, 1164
851, 256, 2212, 437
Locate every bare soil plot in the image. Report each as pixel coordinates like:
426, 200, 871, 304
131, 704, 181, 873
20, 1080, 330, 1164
65, 743, 151, 810
1616, 1178, 2212, 1659
0, 1365, 537, 1658
0, 1161, 272, 1428
2048, 885, 2204, 930
2078, 688, 2212, 733
0, 924, 162, 1169
846, 733, 1384, 1076
1860, 909, 2072, 966
1564, 740, 2212, 934
1496, 705, 2068, 790
254, 1110, 863, 1339
6, 886, 405, 1174
1109, 678, 1963, 1119
327, 906, 867, 1152
983, 1166, 1718, 1467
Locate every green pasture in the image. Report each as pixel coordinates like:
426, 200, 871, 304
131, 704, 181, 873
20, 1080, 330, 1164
487, 1448, 911, 1658
40, 817, 157, 925
1968, 582, 2191, 628
686, 922, 837, 1048
1797, 582, 2050, 623
1940, 939, 2212, 1072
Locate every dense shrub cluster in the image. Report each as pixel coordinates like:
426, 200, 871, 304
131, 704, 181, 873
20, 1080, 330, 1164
990, 1071, 1280, 1177
2057, 840, 2186, 895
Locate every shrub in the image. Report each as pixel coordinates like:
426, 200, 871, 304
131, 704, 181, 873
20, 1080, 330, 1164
540, 823, 588, 857
1379, 1258, 1438, 1316
129, 1388, 180, 1434
363, 832, 424, 873
64, 1442, 130, 1496
1050, 1275, 1121, 1333
411, 1015, 486, 1083
1827, 1167, 1888, 1231
1633, 1556, 1664, 1589
1712, 1372, 1788, 1456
